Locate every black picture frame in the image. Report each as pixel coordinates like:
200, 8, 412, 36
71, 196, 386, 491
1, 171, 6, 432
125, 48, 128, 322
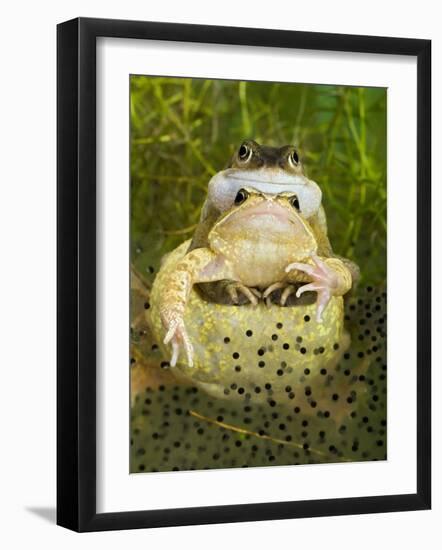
57, 17, 431, 532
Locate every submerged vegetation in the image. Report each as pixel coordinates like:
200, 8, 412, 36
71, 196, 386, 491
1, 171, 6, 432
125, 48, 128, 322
130, 76, 386, 285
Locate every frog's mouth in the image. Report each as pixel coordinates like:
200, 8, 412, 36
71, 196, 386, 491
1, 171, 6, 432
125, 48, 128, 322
232, 202, 296, 229
217, 200, 316, 246
208, 168, 322, 218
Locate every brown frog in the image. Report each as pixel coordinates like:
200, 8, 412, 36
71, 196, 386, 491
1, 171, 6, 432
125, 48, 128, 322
154, 140, 358, 367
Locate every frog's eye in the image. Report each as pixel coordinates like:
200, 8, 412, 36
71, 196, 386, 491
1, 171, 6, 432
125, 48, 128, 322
289, 149, 300, 168
289, 195, 300, 211
238, 143, 252, 163
234, 188, 249, 205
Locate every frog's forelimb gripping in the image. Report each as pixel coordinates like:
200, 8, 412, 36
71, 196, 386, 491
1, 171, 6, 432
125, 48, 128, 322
285, 254, 352, 322
226, 282, 261, 306
262, 282, 296, 307
163, 314, 193, 367
160, 248, 235, 367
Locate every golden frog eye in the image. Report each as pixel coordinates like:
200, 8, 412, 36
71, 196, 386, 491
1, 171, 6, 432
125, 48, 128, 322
238, 143, 252, 162
234, 188, 249, 205
289, 149, 299, 167
290, 195, 300, 211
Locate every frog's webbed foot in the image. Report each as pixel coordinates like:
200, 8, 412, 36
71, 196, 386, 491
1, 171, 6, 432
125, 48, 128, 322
161, 311, 194, 367
262, 282, 296, 307
225, 282, 261, 306
286, 254, 339, 322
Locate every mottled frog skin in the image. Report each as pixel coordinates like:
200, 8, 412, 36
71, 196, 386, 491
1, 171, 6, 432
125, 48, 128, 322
149, 141, 359, 398
151, 240, 350, 402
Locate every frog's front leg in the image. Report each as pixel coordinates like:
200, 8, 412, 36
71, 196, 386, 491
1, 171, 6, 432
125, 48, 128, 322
262, 282, 296, 307
160, 249, 235, 367
285, 254, 352, 322
225, 282, 261, 306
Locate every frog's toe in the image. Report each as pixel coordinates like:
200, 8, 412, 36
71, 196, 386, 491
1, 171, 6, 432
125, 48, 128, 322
226, 282, 260, 306
288, 255, 338, 289
263, 282, 294, 307
163, 317, 194, 367
170, 340, 180, 367
295, 282, 332, 322
263, 282, 285, 299
170, 330, 194, 367
315, 288, 332, 323
280, 284, 296, 306
249, 287, 262, 299
290, 255, 341, 322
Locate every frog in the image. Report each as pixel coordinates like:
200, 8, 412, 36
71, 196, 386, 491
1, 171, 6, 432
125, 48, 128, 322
152, 140, 359, 369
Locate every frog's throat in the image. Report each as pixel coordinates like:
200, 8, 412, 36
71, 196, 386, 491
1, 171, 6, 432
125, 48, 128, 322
208, 168, 322, 219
